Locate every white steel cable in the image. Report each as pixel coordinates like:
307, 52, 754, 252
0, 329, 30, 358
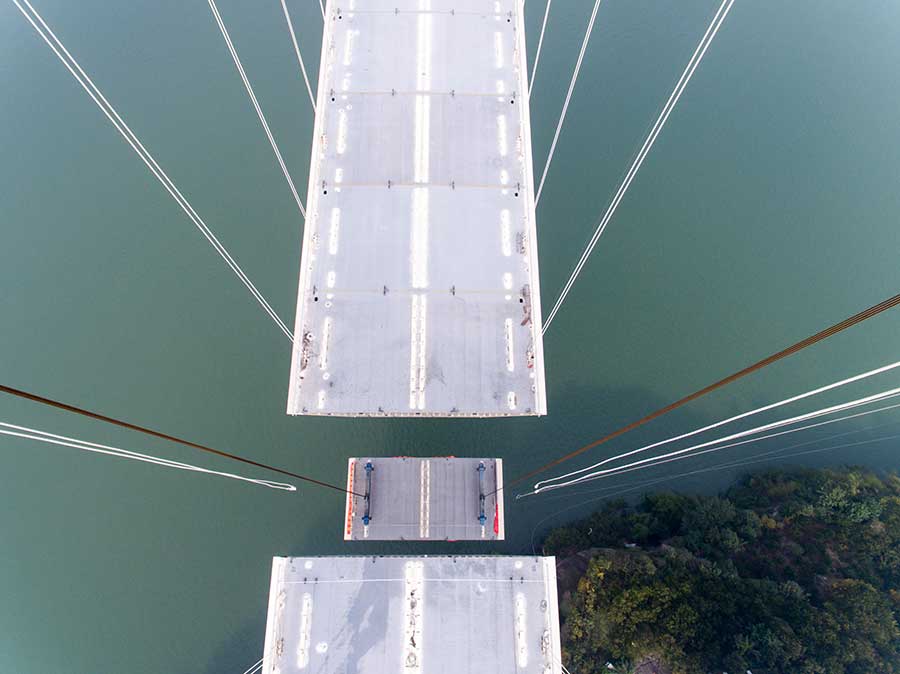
528, 0, 553, 96
582, 395, 900, 486
530, 386, 900, 495
0, 422, 296, 491
682, 432, 900, 487
530, 393, 900, 496
0, 423, 296, 491
530, 429, 900, 552
534, 0, 602, 205
542, 0, 734, 333
318, 0, 325, 19
12, 0, 293, 341
208, 0, 307, 218
534, 358, 900, 491
280, 0, 317, 111
539, 412, 900, 505
240, 657, 264, 674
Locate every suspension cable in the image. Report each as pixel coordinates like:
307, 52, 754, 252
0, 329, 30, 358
535, 359, 900, 490
557, 398, 900, 496
12, 0, 293, 341
0, 383, 362, 496
318, 0, 325, 20
528, 0, 553, 96
534, 0, 602, 206
208, 0, 307, 218
280, 0, 316, 112
542, 0, 734, 332
538, 399, 900, 505
530, 427, 900, 553
501, 290, 900, 494
240, 657, 264, 674
526, 384, 900, 496
0, 422, 296, 491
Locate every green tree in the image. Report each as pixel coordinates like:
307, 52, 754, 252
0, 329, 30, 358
552, 467, 900, 674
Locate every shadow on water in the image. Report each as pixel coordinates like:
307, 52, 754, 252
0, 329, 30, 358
202, 620, 266, 674
201, 498, 338, 674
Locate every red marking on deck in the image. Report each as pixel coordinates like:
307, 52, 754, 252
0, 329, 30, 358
344, 459, 356, 538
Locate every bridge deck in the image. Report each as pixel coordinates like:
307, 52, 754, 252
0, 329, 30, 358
287, 0, 546, 416
343, 457, 504, 541
262, 555, 562, 674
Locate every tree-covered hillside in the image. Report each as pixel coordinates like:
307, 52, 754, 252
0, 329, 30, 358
544, 468, 900, 673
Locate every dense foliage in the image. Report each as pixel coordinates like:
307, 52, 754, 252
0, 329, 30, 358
545, 468, 900, 673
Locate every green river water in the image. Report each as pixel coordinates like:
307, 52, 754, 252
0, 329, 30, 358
2, 1, 900, 671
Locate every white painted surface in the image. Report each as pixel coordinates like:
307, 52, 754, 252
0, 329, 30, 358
261, 556, 563, 674
287, 0, 546, 416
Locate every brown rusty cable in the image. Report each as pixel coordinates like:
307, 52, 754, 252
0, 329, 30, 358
504, 291, 900, 493
0, 384, 361, 496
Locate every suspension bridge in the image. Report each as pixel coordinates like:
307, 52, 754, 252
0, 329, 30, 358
4, 1, 900, 673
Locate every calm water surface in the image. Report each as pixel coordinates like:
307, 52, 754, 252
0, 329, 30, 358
2, 1, 900, 672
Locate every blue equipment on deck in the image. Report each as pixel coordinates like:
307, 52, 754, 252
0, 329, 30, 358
477, 461, 487, 526
362, 461, 374, 526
